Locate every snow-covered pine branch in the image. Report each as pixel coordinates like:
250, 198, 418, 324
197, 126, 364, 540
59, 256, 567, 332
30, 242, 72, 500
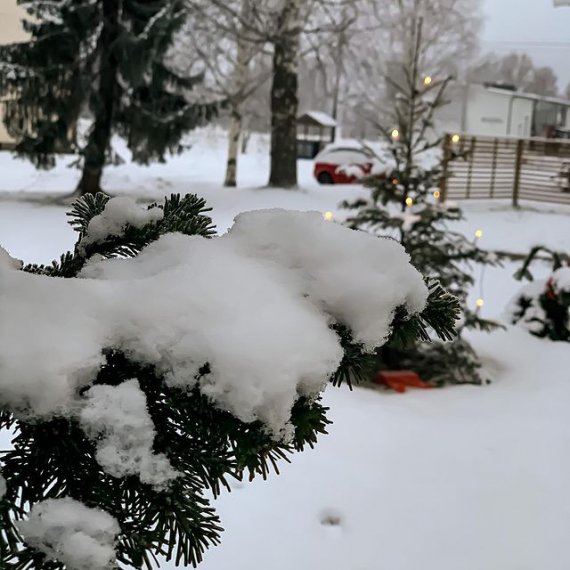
0, 193, 458, 569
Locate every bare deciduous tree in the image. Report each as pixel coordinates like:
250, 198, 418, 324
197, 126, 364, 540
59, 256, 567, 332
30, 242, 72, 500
343, 0, 482, 136
469, 52, 560, 97
184, 0, 360, 188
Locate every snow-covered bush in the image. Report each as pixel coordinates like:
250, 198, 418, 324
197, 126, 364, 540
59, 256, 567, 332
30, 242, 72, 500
508, 247, 570, 341
0, 193, 459, 569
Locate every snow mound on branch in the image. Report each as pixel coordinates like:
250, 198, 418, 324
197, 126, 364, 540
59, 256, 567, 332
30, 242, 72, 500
0, 209, 427, 438
0, 473, 5, 499
80, 196, 163, 249
226, 210, 427, 350
0, 245, 23, 270
80, 380, 179, 488
17, 498, 120, 570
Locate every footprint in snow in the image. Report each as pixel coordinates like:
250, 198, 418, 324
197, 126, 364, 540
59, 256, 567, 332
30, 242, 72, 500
319, 508, 344, 534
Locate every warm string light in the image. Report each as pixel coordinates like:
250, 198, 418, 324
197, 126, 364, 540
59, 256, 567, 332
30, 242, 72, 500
474, 229, 483, 245
405, 196, 414, 207
423, 76, 433, 86
475, 298, 485, 313
433, 190, 441, 200
451, 134, 461, 144
391, 129, 400, 140
323, 211, 334, 222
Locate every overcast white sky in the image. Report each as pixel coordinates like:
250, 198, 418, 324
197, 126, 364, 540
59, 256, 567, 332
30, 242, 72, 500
482, 0, 570, 91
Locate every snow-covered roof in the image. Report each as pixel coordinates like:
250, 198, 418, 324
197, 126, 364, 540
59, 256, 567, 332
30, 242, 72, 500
298, 111, 337, 128
483, 86, 570, 107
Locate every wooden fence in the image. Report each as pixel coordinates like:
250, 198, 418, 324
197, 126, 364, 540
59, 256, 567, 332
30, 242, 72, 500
440, 134, 570, 206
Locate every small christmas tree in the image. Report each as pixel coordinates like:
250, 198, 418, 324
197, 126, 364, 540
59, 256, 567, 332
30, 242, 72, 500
508, 246, 570, 341
0, 1, 216, 195
0, 193, 459, 569
342, 18, 500, 386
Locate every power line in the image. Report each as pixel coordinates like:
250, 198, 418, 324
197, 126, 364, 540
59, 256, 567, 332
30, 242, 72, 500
482, 40, 570, 49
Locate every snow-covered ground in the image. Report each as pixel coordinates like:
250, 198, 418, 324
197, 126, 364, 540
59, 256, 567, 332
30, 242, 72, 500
1, 129, 570, 570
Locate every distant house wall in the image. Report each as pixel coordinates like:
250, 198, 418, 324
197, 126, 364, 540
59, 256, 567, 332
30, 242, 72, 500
463, 87, 534, 138
0, 0, 29, 146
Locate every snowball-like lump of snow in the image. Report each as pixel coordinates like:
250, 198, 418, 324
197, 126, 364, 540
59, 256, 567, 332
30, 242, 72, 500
17, 498, 120, 570
0, 245, 23, 270
80, 380, 179, 488
80, 196, 163, 249
0, 208, 428, 439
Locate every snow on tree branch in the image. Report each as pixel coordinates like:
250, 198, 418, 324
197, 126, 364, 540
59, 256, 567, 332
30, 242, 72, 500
17, 499, 120, 570
0, 206, 426, 438
79, 380, 180, 488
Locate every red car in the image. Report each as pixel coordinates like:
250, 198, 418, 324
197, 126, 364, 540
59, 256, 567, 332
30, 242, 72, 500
314, 144, 378, 185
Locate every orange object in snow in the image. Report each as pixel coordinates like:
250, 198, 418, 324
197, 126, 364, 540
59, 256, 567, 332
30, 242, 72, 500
375, 370, 432, 393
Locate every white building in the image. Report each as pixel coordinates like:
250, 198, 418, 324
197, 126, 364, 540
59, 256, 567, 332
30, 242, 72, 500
445, 83, 570, 139
0, 0, 29, 147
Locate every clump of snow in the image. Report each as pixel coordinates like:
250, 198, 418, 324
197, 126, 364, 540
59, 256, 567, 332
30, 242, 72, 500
0, 245, 23, 270
225, 210, 427, 350
393, 211, 422, 231
0, 473, 6, 499
0, 209, 427, 438
79, 380, 179, 488
552, 266, 570, 293
335, 164, 365, 179
80, 196, 163, 249
17, 498, 120, 570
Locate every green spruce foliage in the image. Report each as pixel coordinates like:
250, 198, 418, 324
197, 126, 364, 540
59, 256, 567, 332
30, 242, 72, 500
0, 0, 216, 195
342, 18, 501, 386
1, 193, 460, 569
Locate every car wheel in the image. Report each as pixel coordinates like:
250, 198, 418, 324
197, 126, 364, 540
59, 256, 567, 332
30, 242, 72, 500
317, 171, 334, 185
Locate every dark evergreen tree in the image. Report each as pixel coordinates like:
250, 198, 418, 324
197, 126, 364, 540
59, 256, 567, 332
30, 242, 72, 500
0, 0, 216, 195
1, 192, 460, 569
342, 18, 501, 386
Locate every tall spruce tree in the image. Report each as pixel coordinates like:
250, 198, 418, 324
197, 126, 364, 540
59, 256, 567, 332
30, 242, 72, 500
342, 18, 501, 386
0, 192, 460, 568
0, 0, 215, 196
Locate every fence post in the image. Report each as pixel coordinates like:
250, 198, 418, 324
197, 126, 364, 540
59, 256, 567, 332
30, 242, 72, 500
512, 138, 524, 208
440, 133, 452, 202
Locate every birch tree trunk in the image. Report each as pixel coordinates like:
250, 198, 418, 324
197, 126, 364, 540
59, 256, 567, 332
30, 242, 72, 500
268, 0, 302, 189
224, 108, 242, 187
223, 0, 252, 187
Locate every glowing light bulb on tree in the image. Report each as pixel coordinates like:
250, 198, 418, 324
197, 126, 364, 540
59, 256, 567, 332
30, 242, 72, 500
323, 211, 334, 222
452, 134, 461, 144
405, 197, 414, 208
423, 76, 433, 86
391, 129, 400, 140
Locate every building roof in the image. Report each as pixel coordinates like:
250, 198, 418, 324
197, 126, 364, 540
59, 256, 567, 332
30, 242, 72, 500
298, 111, 337, 128
484, 86, 570, 108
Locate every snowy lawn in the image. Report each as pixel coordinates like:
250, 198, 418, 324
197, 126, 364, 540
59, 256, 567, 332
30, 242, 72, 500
1, 130, 570, 570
